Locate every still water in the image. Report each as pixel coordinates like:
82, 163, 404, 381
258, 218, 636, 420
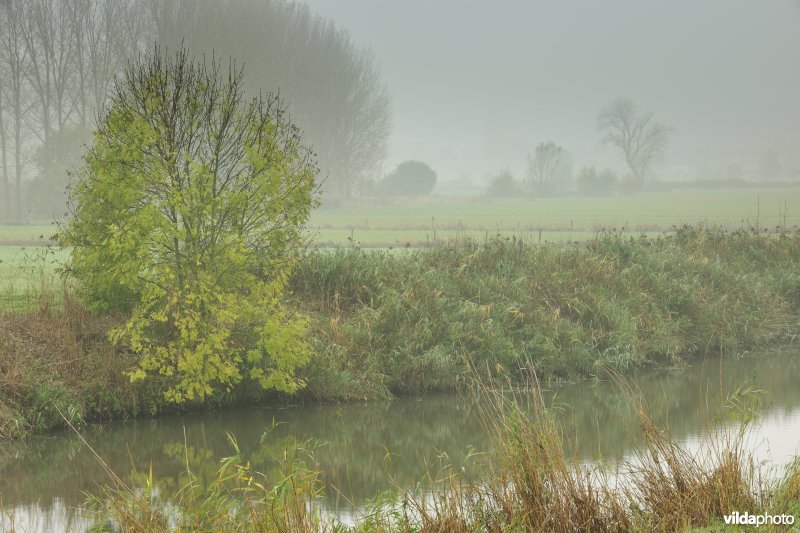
2, 350, 799, 530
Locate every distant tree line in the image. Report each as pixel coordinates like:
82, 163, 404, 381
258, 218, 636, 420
0, 0, 391, 221
151, 0, 391, 202
0, 0, 145, 221
485, 97, 672, 198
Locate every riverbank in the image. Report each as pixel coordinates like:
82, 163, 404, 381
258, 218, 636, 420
293, 226, 800, 399
2, 227, 800, 440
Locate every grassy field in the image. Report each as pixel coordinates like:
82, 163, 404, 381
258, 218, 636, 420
3, 188, 799, 248
1, 187, 798, 294
309, 188, 800, 235
0, 224, 57, 245
0, 246, 68, 310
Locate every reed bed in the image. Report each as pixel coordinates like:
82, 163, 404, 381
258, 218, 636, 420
86, 433, 326, 532
0, 287, 160, 441
293, 226, 800, 400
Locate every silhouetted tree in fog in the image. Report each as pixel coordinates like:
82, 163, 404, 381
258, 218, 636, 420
526, 141, 570, 195
598, 97, 671, 185
378, 160, 437, 196
486, 169, 520, 198
0, 0, 30, 220
0, 0, 389, 220
576, 166, 617, 196
0, 0, 138, 220
67, 0, 146, 127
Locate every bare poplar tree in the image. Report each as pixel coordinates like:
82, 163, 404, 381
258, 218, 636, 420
146, 0, 391, 200
526, 141, 570, 195
317, 45, 391, 198
0, 0, 31, 220
20, 0, 140, 218
0, 70, 8, 219
0, 0, 5, 218
3, 0, 389, 218
67, 0, 141, 124
66, 0, 88, 126
598, 97, 671, 183
22, 0, 78, 143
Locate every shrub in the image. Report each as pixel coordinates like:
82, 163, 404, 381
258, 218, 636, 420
377, 160, 437, 196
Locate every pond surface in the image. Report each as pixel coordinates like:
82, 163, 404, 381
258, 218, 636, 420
2, 350, 800, 531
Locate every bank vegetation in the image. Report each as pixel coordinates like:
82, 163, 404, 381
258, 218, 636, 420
1, 226, 800, 440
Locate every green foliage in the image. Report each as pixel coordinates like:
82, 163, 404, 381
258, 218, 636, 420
377, 160, 437, 196
294, 228, 800, 399
62, 48, 318, 404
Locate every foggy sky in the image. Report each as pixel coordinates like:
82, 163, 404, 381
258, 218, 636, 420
302, 0, 800, 184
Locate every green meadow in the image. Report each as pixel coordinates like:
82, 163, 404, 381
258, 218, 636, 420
4, 186, 797, 251
309, 187, 800, 234
2, 187, 798, 300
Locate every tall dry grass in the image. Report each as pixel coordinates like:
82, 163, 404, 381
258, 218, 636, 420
80, 369, 800, 531
348, 368, 799, 532
0, 283, 160, 441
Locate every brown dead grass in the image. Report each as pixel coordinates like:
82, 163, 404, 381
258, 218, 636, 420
0, 291, 154, 440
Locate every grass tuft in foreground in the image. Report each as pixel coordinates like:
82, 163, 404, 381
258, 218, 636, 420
87, 433, 324, 532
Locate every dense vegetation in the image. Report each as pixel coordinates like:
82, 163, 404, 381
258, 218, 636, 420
294, 227, 800, 400
2, 227, 799, 440
62, 48, 318, 404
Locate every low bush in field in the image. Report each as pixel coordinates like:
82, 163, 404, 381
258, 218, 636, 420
293, 227, 800, 400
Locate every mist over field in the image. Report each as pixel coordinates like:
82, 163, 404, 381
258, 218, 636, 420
1, 0, 799, 222
306, 0, 800, 189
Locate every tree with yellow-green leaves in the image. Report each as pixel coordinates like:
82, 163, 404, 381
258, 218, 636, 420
61, 47, 318, 404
